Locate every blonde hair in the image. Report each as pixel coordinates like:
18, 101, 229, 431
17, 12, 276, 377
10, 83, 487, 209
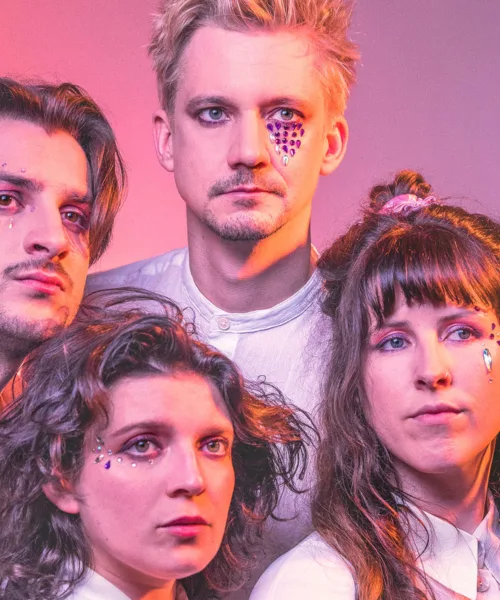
149, 0, 359, 116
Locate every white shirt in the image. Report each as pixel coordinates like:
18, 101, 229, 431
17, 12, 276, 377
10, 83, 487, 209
87, 247, 329, 592
68, 570, 187, 600
250, 501, 500, 600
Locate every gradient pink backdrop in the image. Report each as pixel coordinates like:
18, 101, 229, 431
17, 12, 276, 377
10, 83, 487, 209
4, 1, 500, 272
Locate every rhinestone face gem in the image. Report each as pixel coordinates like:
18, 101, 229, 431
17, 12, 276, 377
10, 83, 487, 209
484, 348, 493, 373
117, 457, 123, 463
104, 460, 111, 469
131, 462, 137, 468
268, 120, 304, 165
94, 454, 105, 464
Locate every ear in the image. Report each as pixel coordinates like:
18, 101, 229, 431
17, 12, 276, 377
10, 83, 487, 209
153, 109, 175, 172
320, 115, 349, 176
42, 480, 80, 515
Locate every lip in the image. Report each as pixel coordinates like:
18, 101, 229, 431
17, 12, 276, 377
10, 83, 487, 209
162, 516, 209, 527
14, 271, 65, 294
409, 403, 465, 424
158, 516, 209, 538
224, 186, 270, 194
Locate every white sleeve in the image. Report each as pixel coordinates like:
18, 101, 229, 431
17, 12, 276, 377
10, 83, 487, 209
249, 533, 356, 600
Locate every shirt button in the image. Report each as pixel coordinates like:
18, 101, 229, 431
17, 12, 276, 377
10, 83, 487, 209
217, 317, 230, 331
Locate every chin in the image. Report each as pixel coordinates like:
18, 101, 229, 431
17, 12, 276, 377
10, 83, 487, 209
203, 212, 285, 242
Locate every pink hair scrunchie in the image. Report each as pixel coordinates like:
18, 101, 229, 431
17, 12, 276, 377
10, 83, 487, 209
379, 194, 437, 215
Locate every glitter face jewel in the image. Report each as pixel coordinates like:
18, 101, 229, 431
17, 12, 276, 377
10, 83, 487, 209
8, 219, 13, 229
266, 120, 304, 166
91, 435, 154, 469
483, 348, 493, 373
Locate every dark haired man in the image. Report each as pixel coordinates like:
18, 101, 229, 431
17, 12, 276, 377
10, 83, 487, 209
0, 78, 125, 397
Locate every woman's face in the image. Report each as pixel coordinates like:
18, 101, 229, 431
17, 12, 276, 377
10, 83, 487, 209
364, 297, 500, 481
71, 371, 235, 588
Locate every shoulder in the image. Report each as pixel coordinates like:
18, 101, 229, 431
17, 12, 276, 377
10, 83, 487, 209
85, 247, 188, 294
250, 532, 356, 600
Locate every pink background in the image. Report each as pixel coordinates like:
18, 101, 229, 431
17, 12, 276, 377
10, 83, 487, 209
4, 0, 500, 272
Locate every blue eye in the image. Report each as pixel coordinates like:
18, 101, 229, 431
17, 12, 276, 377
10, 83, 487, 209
376, 335, 409, 352
197, 107, 229, 125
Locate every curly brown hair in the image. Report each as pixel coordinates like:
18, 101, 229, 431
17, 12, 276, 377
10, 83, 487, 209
315, 170, 500, 600
0, 288, 311, 600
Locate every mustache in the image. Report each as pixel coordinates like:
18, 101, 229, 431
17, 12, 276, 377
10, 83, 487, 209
208, 170, 286, 199
3, 258, 74, 291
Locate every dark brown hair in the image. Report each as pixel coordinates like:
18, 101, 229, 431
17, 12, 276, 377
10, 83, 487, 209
0, 77, 125, 264
0, 288, 311, 600
315, 170, 500, 600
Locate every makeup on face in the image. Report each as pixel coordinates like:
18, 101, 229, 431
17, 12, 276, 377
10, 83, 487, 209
266, 119, 305, 166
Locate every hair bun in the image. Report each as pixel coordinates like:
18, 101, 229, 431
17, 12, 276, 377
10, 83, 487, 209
369, 170, 433, 213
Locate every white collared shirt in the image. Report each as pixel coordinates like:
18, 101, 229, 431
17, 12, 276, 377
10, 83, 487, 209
87, 247, 329, 588
68, 570, 188, 600
250, 501, 500, 599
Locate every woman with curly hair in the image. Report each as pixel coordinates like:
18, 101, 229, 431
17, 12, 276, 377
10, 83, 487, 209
251, 171, 500, 599
0, 288, 310, 600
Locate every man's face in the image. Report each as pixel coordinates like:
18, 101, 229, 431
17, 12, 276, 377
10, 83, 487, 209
0, 119, 90, 354
154, 26, 348, 241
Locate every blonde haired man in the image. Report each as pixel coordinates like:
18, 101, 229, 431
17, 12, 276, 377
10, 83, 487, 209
88, 0, 359, 594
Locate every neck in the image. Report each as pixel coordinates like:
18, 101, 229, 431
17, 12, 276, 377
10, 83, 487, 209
397, 444, 494, 534
187, 209, 316, 312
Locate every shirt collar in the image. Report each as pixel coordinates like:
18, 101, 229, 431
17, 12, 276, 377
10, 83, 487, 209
180, 249, 323, 333
73, 570, 187, 600
405, 496, 500, 598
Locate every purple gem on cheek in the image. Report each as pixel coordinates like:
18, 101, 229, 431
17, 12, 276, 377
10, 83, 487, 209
490, 334, 495, 340
104, 460, 111, 469
275, 138, 281, 144
492, 323, 497, 330
290, 148, 296, 156
283, 145, 289, 153
266, 123, 274, 132
497, 341, 500, 346
296, 140, 301, 148
283, 130, 289, 137
300, 129, 305, 137
290, 139, 295, 146
292, 131, 297, 137
275, 122, 281, 130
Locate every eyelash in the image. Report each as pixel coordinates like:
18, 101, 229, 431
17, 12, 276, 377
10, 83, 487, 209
196, 107, 302, 127
0, 193, 89, 233
118, 435, 232, 461
374, 325, 482, 353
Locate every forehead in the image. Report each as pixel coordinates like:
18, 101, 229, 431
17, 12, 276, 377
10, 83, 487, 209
107, 372, 233, 431
0, 118, 88, 194
176, 25, 325, 108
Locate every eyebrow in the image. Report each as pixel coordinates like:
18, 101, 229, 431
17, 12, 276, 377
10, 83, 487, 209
378, 309, 482, 332
110, 419, 234, 439
185, 94, 310, 114
0, 172, 91, 205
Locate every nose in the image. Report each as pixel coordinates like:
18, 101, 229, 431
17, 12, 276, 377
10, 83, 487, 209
23, 203, 70, 260
227, 112, 270, 169
165, 445, 206, 498
414, 337, 452, 390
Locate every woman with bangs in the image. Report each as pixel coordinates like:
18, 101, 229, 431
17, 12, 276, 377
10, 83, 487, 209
251, 171, 500, 600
